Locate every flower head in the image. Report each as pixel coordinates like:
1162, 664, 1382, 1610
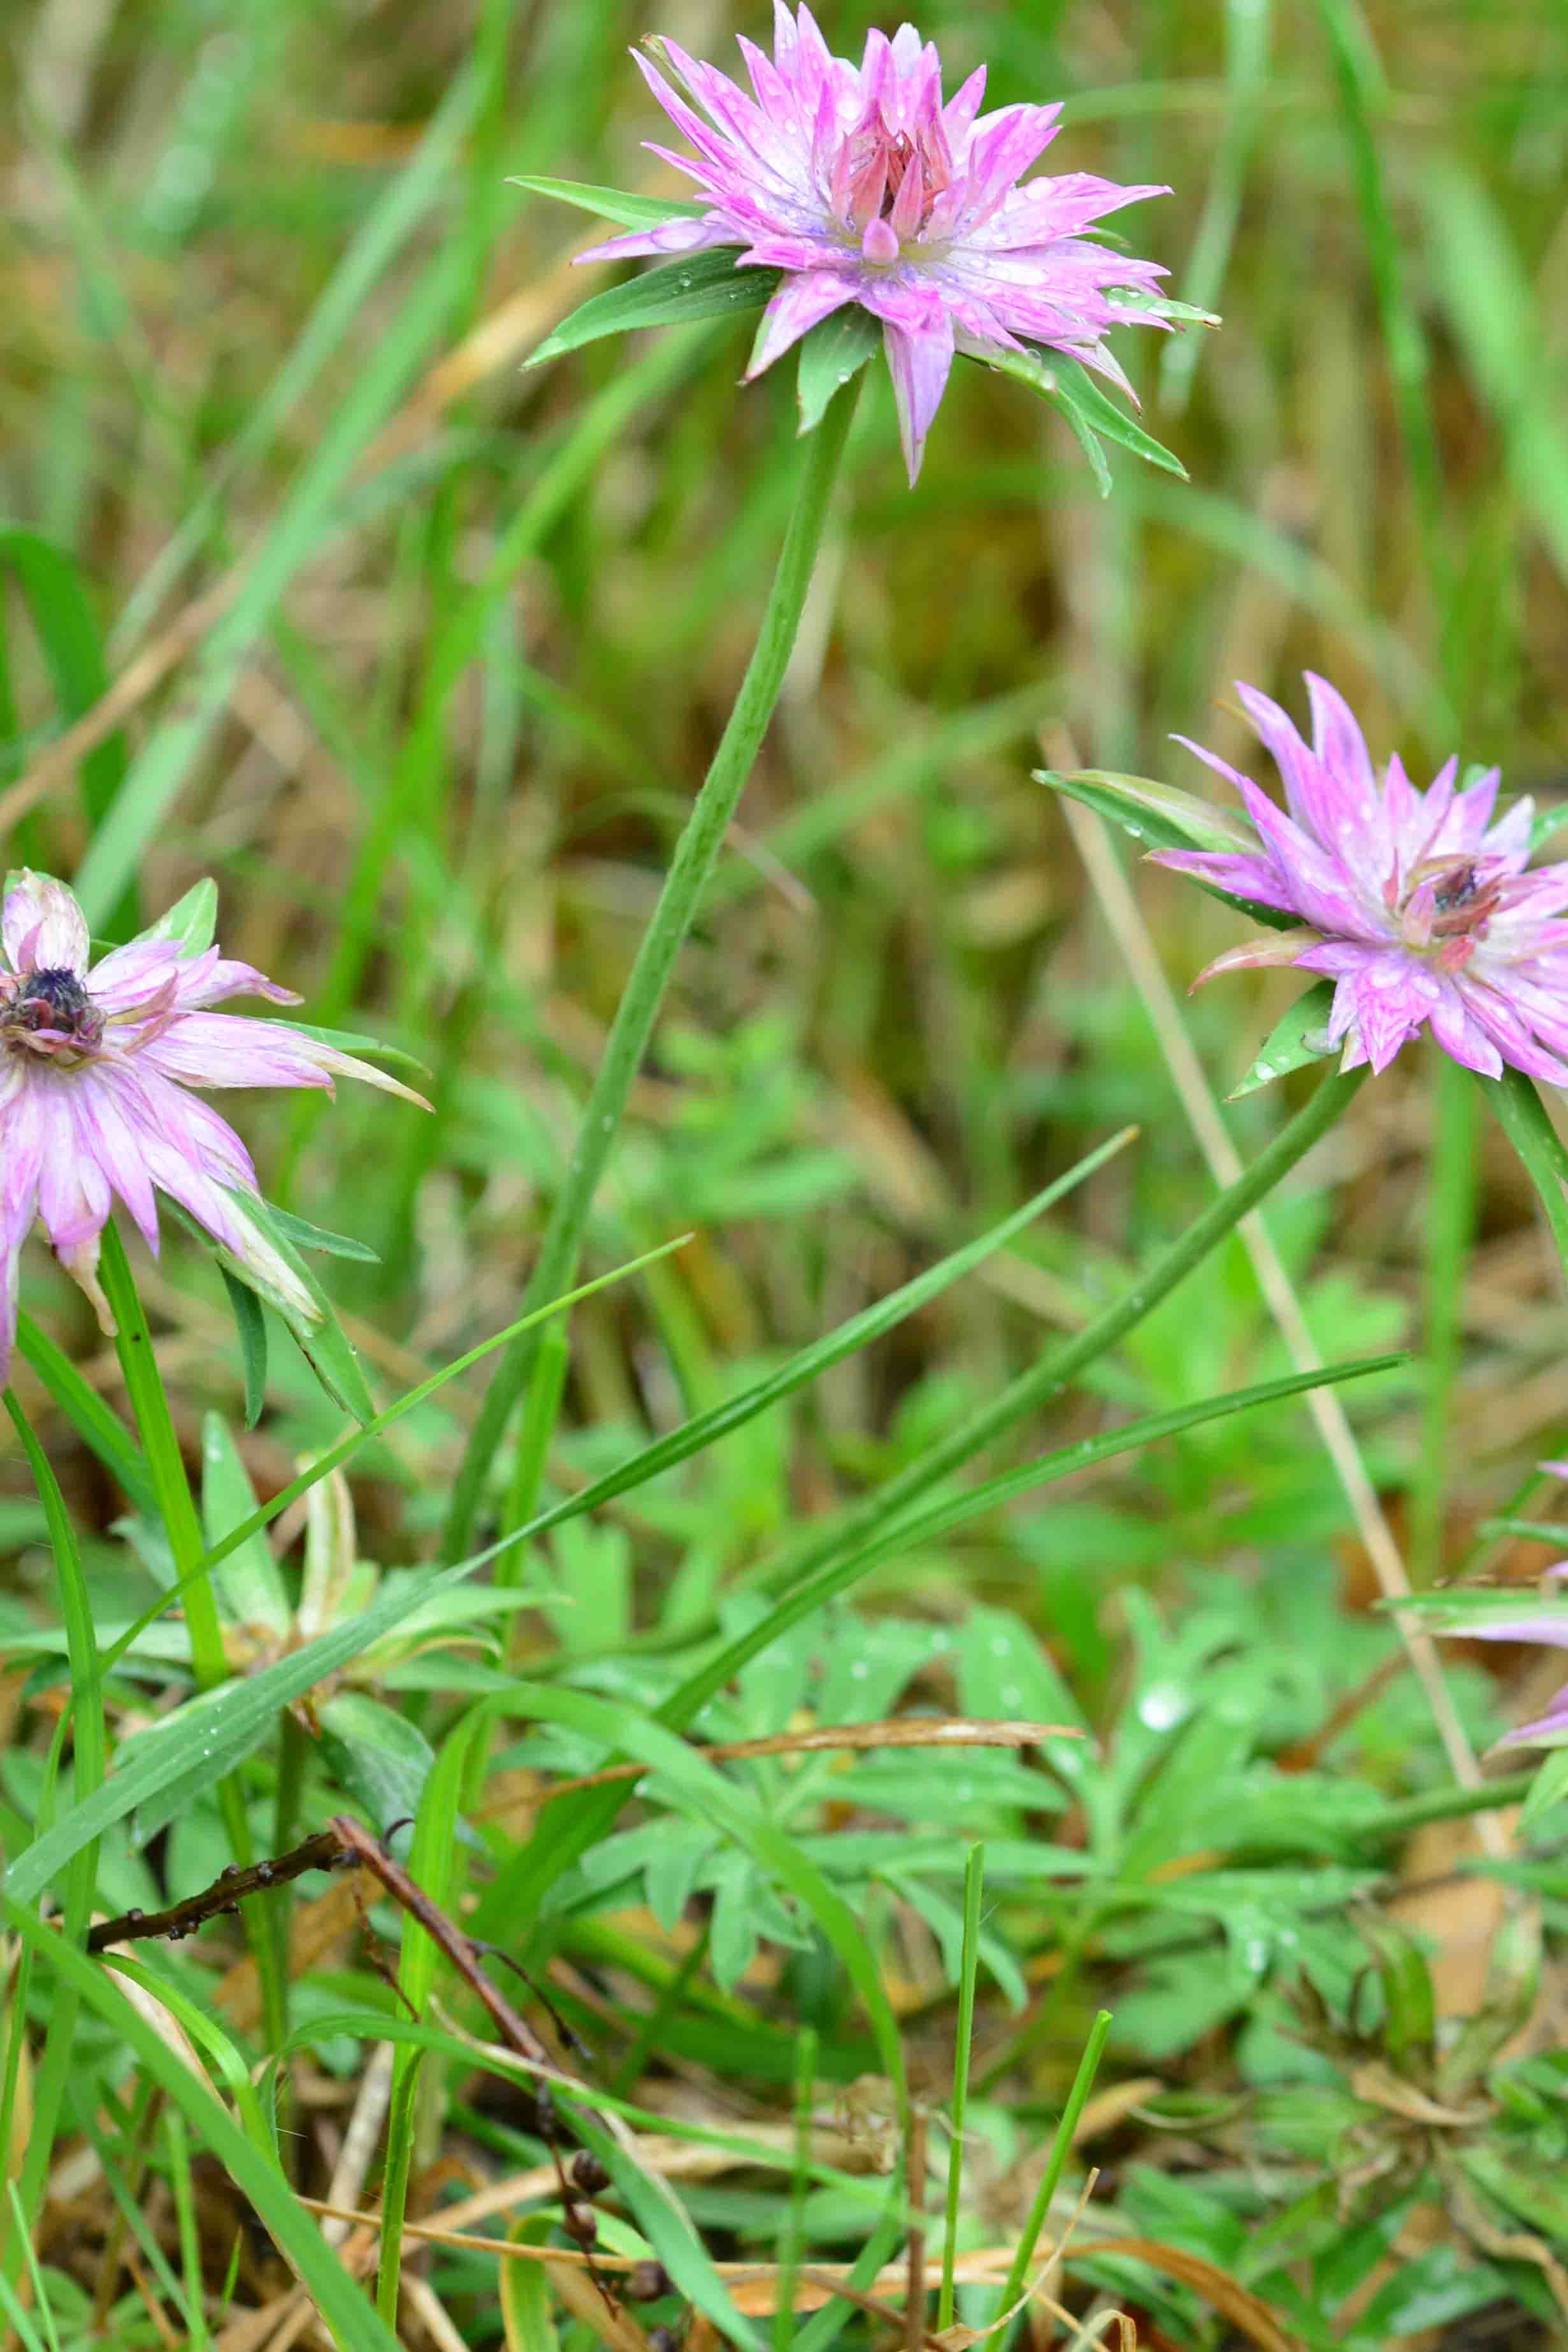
1151, 674, 1568, 1082
580, 5, 1170, 482
0, 870, 426, 1383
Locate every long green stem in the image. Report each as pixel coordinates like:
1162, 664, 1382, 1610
97, 1224, 288, 2049
442, 384, 860, 1559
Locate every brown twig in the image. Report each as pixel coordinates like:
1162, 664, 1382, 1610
87, 1828, 352, 1952
503, 1717, 1082, 1812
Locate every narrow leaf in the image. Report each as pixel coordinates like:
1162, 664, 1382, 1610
1229, 979, 1339, 1096
218, 1269, 268, 1427
508, 174, 707, 230
526, 249, 777, 368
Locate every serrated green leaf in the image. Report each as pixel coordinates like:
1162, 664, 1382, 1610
1229, 980, 1339, 1097
508, 175, 707, 231
219, 1268, 268, 1427
200, 1413, 290, 1638
795, 305, 881, 433
526, 249, 777, 368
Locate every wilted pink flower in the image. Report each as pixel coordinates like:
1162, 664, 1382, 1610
580, 6, 1170, 482
0, 870, 426, 1383
1152, 674, 1568, 1081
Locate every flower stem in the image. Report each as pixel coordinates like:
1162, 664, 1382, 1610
97, 1223, 289, 2049
442, 383, 860, 1559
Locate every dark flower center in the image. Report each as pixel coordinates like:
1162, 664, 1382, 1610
4, 965, 104, 1054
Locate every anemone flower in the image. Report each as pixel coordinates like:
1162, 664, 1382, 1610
1151, 674, 1568, 1082
579, 4, 1170, 482
0, 869, 426, 1382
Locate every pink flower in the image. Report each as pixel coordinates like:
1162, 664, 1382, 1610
580, 6, 1170, 482
0, 870, 427, 1383
1151, 674, 1568, 1082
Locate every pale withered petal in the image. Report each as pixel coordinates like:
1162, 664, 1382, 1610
0, 870, 429, 1382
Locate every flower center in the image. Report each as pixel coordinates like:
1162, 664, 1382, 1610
1395, 855, 1504, 971
833, 108, 953, 262
2, 965, 104, 1060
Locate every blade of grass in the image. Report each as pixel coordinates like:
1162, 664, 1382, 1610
4, 1901, 406, 2352
991, 2012, 1112, 2341
937, 1845, 984, 2334
2, 1394, 105, 2284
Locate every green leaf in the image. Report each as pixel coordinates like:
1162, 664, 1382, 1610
4, 1903, 406, 2352
1530, 798, 1568, 855
1035, 765, 1300, 930
1458, 2141, 1568, 2242
282, 1021, 429, 1076
218, 1269, 268, 1427
1483, 1066, 1568, 1280
200, 1413, 290, 1638
126, 877, 219, 960
226, 1193, 376, 1425
983, 347, 1188, 479
507, 174, 707, 231
795, 306, 881, 434
1520, 1747, 1568, 1835
260, 1201, 381, 1263
1035, 765, 1255, 855
1229, 981, 1339, 1097
525, 249, 777, 369
317, 1692, 438, 1835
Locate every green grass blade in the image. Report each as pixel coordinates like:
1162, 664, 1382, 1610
4, 1903, 405, 2352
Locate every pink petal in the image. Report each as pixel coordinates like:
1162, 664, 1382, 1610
3, 873, 90, 977
880, 310, 956, 485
